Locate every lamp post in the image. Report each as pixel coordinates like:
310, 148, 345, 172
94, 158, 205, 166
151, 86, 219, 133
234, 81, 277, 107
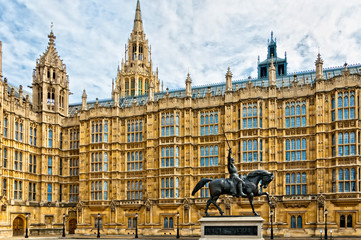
135, 213, 138, 238
320, 229, 323, 240
177, 212, 180, 239
25, 214, 29, 238
324, 209, 328, 240
330, 230, 332, 240
97, 213, 100, 238
62, 213, 66, 237
270, 209, 274, 239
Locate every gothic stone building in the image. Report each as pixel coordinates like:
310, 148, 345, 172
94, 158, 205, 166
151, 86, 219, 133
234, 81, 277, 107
1, 1, 361, 238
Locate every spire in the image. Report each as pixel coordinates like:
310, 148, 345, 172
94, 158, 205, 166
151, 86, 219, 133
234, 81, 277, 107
82, 89, 87, 111
225, 67, 232, 92
133, 0, 143, 33
48, 22, 56, 46
315, 53, 324, 80
185, 73, 192, 98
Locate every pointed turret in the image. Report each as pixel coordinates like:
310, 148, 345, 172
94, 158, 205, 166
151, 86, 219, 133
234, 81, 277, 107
114, 87, 119, 107
32, 23, 69, 115
148, 80, 154, 102
115, 0, 159, 97
133, 0, 143, 33
225, 67, 232, 92
315, 53, 324, 80
185, 73, 192, 98
269, 54, 276, 86
82, 90, 87, 110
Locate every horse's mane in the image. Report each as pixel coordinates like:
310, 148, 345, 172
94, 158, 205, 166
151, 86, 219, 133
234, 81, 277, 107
245, 170, 271, 179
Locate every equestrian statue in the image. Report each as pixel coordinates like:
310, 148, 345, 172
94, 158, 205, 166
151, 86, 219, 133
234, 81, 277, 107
192, 147, 274, 216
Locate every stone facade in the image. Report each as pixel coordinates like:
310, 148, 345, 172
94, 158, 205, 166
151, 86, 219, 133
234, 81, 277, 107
1, 0, 361, 238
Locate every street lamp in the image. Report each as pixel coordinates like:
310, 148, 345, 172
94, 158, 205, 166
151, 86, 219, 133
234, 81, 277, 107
270, 209, 274, 239
62, 213, 66, 237
324, 209, 328, 240
135, 213, 138, 238
97, 213, 100, 238
330, 230, 332, 240
25, 214, 29, 238
176, 212, 180, 239
320, 229, 323, 240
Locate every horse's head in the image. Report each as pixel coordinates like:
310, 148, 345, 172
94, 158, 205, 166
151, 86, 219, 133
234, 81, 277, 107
261, 172, 274, 188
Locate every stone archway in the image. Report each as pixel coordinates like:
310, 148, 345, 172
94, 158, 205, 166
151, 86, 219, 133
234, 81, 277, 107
69, 219, 77, 234
13, 216, 24, 236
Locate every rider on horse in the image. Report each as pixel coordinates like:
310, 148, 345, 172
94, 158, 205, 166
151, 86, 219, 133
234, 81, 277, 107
228, 148, 247, 198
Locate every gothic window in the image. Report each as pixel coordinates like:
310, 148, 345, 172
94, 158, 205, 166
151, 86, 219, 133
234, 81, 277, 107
285, 138, 306, 161
48, 128, 53, 147
200, 111, 218, 135
14, 180, 22, 200
127, 180, 142, 200
70, 128, 80, 149
286, 172, 306, 195
338, 168, 356, 192
290, 215, 302, 229
285, 101, 306, 128
91, 120, 108, 143
138, 45, 143, 60
138, 78, 143, 95
200, 145, 218, 166
127, 151, 143, 171
241, 103, 262, 129
201, 181, 210, 198
132, 44, 137, 60
161, 147, 179, 168
91, 152, 104, 172
47, 88, 55, 105
128, 218, 132, 228
28, 182, 36, 201
2, 179, 7, 196
145, 79, 149, 94
335, 91, 355, 121
3, 117, 8, 138
29, 155, 36, 174
125, 79, 129, 96
95, 217, 103, 229
241, 139, 263, 162
127, 119, 143, 142
161, 113, 179, 137
48, 157, 53, 175
3, 148, 7, 168
131, 78, 135, 96
340, 215, 346, 228
91, 181, 108, 200
30, 126, 37, 146
14, 151, 22, 171
333, 132, 356, 156
70, 158, 79, 176
161, 177, 179, 198
164, 217, 173, 229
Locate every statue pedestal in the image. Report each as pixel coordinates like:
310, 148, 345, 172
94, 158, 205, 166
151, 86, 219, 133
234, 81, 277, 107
199, 216, 264, 240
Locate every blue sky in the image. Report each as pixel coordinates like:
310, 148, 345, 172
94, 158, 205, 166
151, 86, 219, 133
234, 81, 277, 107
0, 0, 360, 103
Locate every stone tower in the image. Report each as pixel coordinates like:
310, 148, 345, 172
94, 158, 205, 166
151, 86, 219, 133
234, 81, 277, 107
258, 31, 288, 79
32, 25, 69, 115
115, 0, 159, 98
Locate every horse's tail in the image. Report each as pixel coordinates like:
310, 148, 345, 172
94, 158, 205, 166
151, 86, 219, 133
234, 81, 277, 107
192, 178, 212, 196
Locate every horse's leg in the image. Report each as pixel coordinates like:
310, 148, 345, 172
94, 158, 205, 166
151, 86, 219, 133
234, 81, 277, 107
211, 196, 224, 216
248, 193, 259, 216
204, 198, 212, 216
257, 191, 271, 206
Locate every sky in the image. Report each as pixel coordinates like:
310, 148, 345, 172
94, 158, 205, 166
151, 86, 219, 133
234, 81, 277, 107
0, 0, 360, 103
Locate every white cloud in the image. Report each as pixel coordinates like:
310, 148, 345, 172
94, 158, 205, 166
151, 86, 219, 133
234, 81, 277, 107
0, 0, 360, 103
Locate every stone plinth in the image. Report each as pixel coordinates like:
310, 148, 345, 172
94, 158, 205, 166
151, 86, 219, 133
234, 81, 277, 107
199, 216, 264, 240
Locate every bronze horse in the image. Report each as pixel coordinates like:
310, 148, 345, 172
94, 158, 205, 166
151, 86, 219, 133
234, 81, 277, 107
192, 170, 274, 216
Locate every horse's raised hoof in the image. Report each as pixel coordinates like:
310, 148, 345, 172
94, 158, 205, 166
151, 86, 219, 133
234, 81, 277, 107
220, 211, 224, 216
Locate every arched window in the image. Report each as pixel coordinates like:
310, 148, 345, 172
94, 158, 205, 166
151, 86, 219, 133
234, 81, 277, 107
291, 216, 296, 228
169, 217, 174, 228
347, 215, 352, 228
340, 215, 345, 228
128, 217, 132, 228
48, 128, 53, 147
164, 217, 168, 229
285, 107, 290, 117
297, 216, 302, 228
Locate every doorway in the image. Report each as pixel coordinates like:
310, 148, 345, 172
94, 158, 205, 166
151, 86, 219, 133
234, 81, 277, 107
69, 219, 77, 234
13, 217, 24, 236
